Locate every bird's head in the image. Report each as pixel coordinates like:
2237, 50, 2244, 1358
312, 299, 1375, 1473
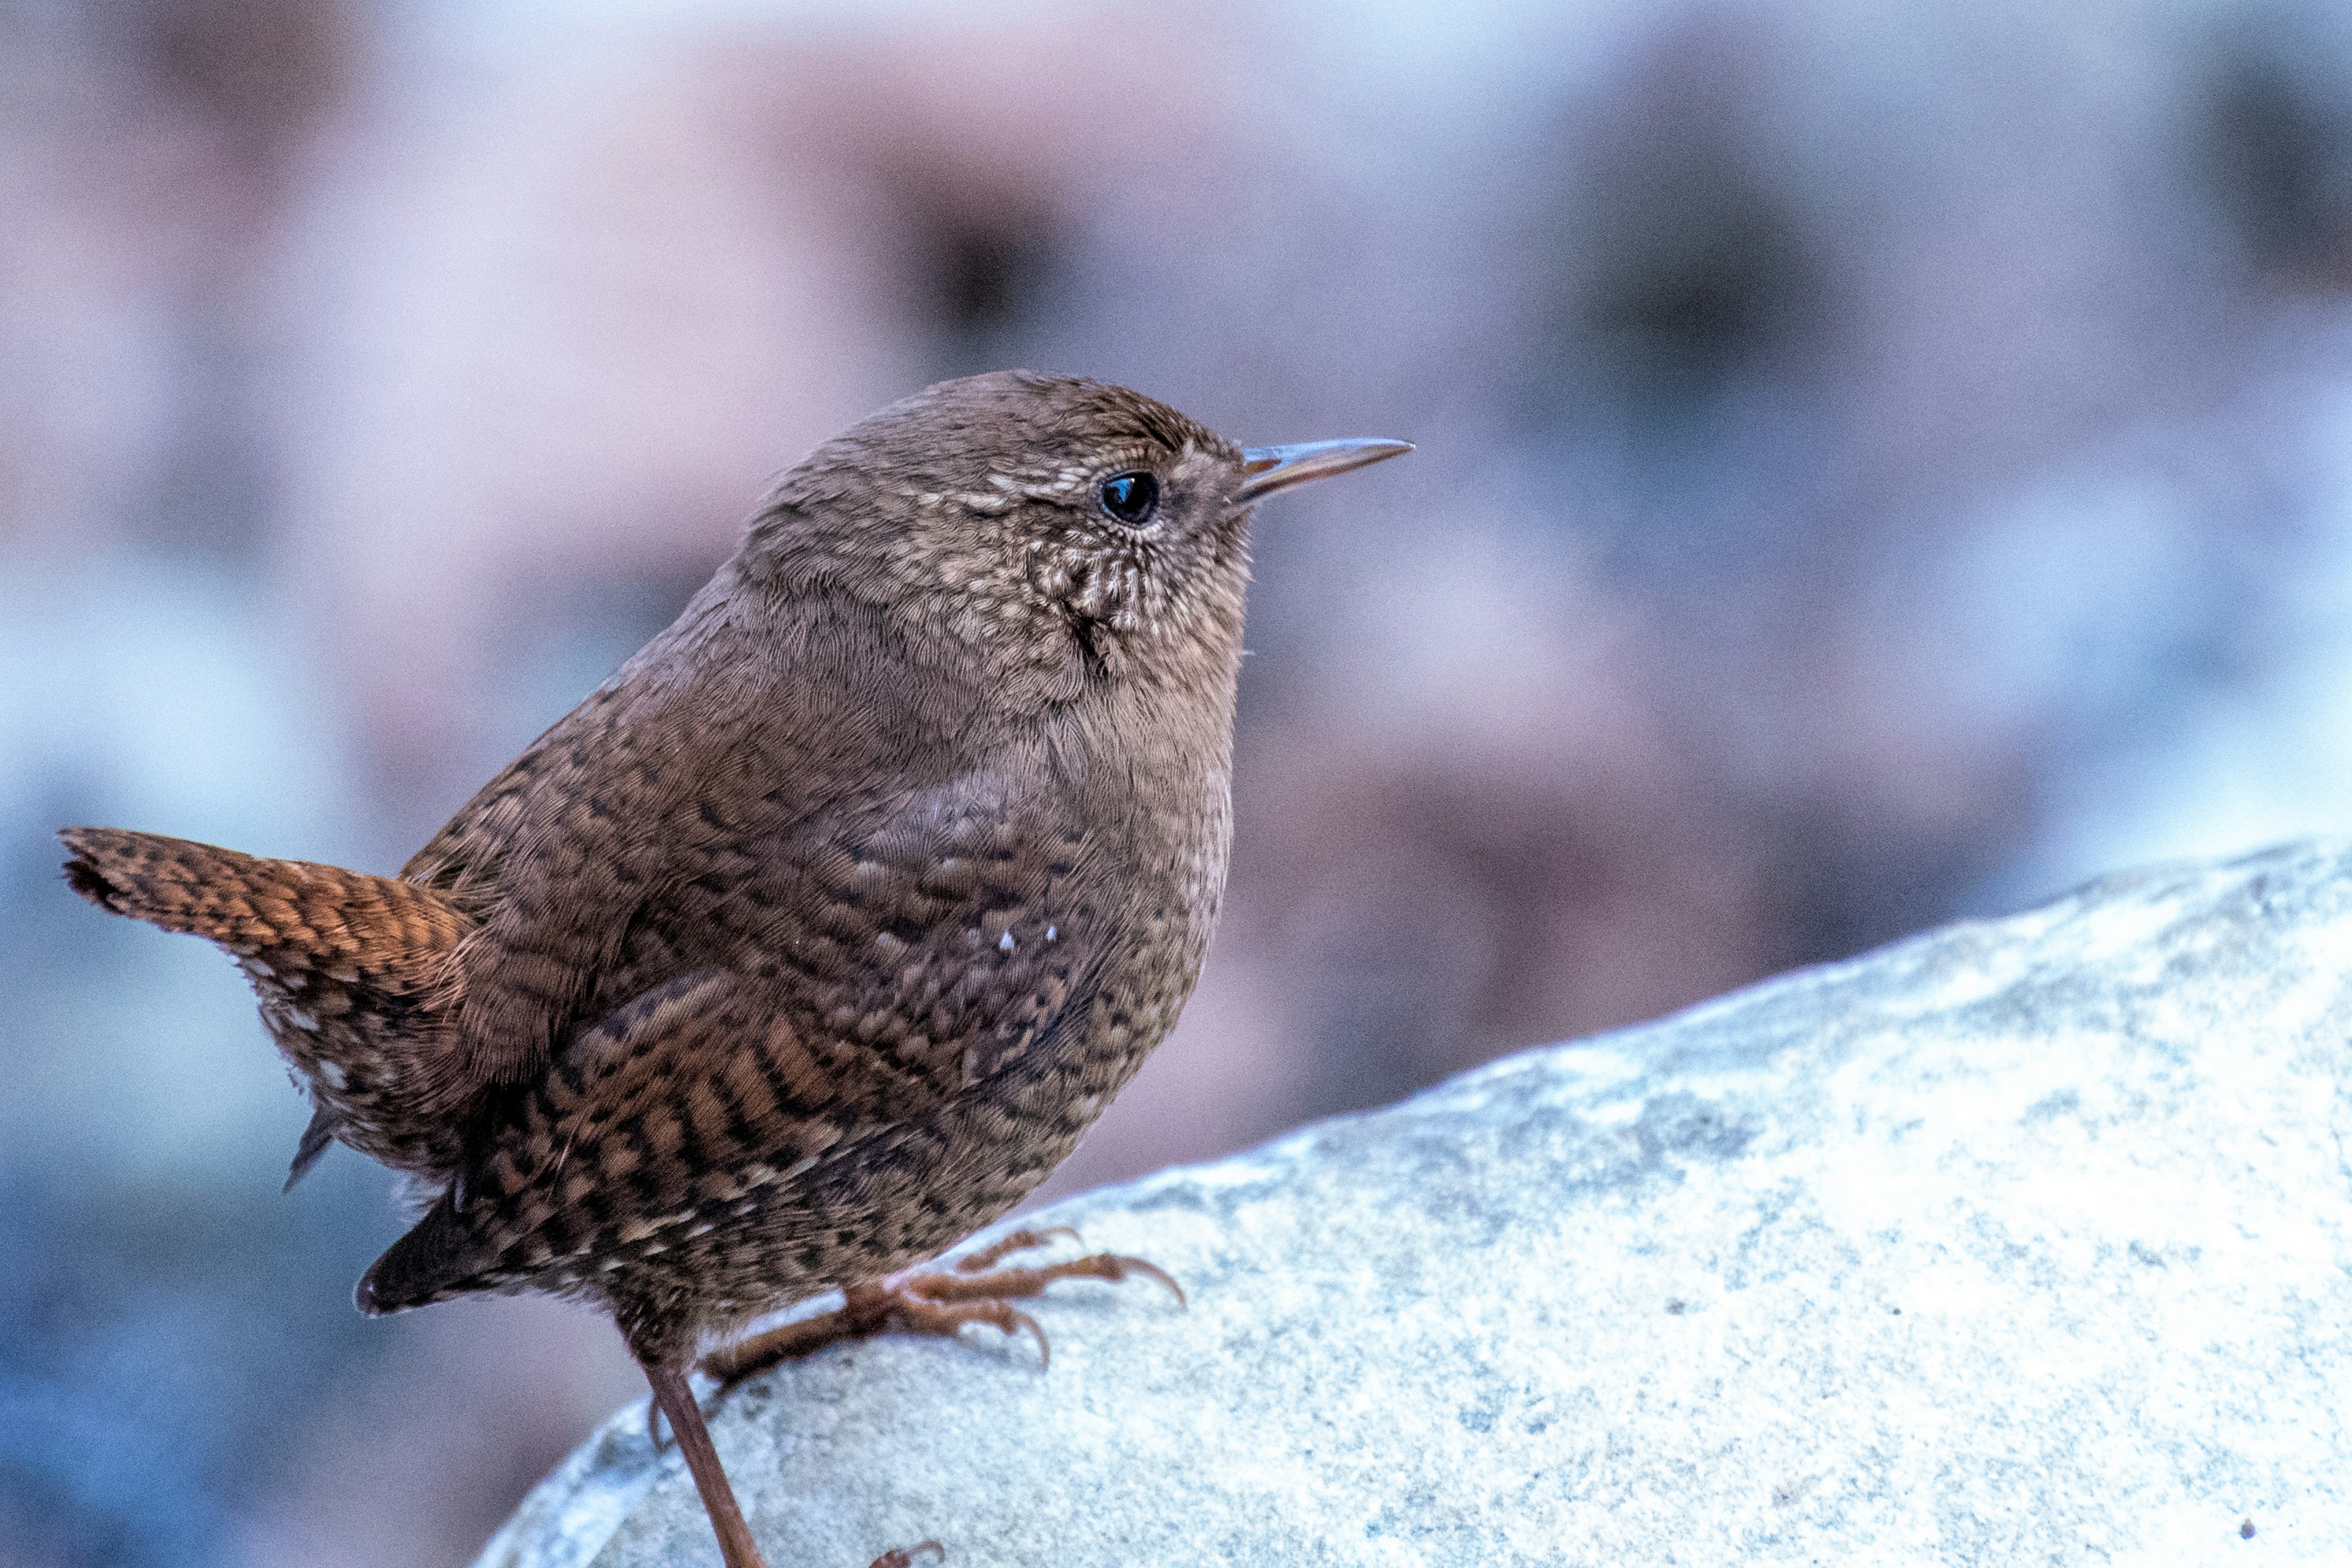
743, 371, 1407, 707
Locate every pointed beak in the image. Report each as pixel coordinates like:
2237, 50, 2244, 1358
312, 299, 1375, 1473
1236, 437, 1414, 503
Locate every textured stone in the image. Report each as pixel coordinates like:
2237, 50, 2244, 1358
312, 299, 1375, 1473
477, 842, 2352, 1566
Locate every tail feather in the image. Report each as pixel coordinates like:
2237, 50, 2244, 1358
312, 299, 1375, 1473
61, 826, 474, 1178
59, 827, 466, 981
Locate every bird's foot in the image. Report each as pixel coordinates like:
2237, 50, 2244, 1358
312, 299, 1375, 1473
700, 1227, 1183, 1392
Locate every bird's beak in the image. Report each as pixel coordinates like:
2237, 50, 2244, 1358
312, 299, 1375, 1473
1236, 437, 1414, 503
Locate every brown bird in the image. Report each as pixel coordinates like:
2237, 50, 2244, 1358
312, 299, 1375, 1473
59, 371, 1407, 1568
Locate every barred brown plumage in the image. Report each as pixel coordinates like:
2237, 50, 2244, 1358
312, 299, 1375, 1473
59, 826, 473, 1174
59, 371, 1408, 1568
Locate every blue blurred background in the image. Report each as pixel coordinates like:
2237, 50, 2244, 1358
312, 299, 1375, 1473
9, 0, 2352, 1561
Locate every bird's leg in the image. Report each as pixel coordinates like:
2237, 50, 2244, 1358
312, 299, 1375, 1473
701, 1227, 1183, 1392
642, 1352, 944, 1568
641, 1354, 772, 1568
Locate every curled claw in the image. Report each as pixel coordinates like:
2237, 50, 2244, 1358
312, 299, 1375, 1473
954, 1225, 1081, 1272
907, 1249, 1187, 1314
973, 1302, 1052, 1370
870, 1542, 944, 1568
1079, 1253, 1185, 1310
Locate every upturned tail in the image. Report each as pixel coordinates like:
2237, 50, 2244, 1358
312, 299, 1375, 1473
60, 826, 475, 1180
62, 827, 459, 958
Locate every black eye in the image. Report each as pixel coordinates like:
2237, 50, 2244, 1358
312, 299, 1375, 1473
1097, 470, 1158, 525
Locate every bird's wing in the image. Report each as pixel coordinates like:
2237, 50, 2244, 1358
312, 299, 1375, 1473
591, 757, 1107, 1111
363, 831, 1106, 1312
363, 968, 843, 1310
399, 587, 1115, 1128
398, 590, 990, 1111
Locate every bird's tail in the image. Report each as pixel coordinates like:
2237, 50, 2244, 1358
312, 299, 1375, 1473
61, 827, 462, 967
59, 826, 474, 1178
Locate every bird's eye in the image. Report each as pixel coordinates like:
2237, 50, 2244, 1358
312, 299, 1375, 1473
1097, 471, 1158, 525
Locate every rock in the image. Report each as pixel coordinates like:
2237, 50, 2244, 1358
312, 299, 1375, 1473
476, 843, 2352, 1566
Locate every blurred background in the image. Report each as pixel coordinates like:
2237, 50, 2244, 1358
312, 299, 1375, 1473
9, 0, 2352, 1560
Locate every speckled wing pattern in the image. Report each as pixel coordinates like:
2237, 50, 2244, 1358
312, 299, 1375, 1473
396, 599, 1044, 1109
364, 742, 1110, 1314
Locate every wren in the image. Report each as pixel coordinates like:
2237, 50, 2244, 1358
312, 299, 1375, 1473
60, 371, 1408, 1568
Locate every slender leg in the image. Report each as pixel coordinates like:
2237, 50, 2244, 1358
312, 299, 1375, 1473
639, 1350, 944, 1568
702, 1228, 1183, 1392
642, 1355, 772, 1568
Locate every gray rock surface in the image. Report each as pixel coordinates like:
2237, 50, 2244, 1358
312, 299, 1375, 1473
477, 842, 2352, 1566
